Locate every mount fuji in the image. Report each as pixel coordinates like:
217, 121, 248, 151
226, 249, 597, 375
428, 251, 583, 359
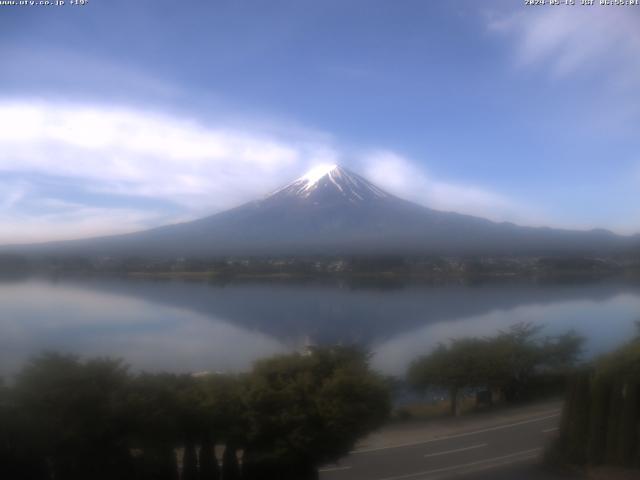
8, 164, 637, 257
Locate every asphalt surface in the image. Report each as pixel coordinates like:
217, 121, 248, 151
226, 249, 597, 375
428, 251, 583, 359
319, 409, 569, 480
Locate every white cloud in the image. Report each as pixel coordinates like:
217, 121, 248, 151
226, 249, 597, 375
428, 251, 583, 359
0, 181, 28, 210
0, 101, 306, 203
361, 150, 540, 225
0, 202, 167, 244
0, 100, 542, 243
488, 7, 640, 84
0, 100, 342, 242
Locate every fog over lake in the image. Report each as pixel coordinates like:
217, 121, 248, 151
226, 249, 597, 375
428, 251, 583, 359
1, 277, 639, 377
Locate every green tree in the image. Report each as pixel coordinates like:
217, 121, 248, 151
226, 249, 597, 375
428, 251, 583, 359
174, 375, 206, 480
487, 323, 583, 402
2, 347, 392, 480
488, 323, 545, 402
557, 372, 590, 465
221, 443, 241, 480
198, 373, 245, 479
125, 373, 182, 480
199, 374, 246, 446
408, 338, 491, 416
13, 353, 133, 480
409, 324, 585, 413
555, 330, 640, 468
241, 346, 390, 479
541, 330, 585, 371
198, 432, 220, 480
587, 374, 611, 465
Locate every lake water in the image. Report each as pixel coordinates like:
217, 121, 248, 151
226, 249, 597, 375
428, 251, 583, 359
1, 277, 639, 378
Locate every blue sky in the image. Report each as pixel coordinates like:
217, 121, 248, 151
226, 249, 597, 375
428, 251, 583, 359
1, 0, 639, 243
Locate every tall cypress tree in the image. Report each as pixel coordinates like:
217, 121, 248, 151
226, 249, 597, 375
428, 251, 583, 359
221, 443, 240, 480
618, 381, 640, 467
559, 372, 590, 465
183, 438, 198, 480
587, 376, 611, 465
198, 434, 220, 480
605, 378, 624, 465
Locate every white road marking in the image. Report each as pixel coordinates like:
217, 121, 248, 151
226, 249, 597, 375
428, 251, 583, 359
423, 443, 487, 458
319, 465, 352, 473
351, 411, 560, 454
425, 451, 542, 480
542, 427, 559, 433
374, 448, 542, 480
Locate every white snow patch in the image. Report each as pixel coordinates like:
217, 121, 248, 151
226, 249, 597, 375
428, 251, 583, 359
266, 164, 391, 201
299, 163, 339, 188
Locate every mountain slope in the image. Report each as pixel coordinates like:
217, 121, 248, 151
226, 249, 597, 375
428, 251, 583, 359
6, 164, 637, 257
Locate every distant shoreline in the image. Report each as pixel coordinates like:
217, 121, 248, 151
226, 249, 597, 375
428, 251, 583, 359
2, 252, 639, 284
123, 268, 640, 284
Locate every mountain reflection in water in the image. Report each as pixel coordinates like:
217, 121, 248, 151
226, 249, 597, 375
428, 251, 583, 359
1, 277, 638, 377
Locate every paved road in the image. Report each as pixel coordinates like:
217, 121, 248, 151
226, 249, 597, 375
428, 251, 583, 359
319, 409, 567, 480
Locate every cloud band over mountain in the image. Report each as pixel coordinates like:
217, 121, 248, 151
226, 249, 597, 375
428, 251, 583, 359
0, 100, 537, 244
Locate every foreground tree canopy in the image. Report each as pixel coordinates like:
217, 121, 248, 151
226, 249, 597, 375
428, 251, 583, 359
554, 323, 640, 469
0, 346, 390, 480
407, 323, 584, 415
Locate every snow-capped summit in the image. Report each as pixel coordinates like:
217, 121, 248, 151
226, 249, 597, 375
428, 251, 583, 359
299, 163, 340, 185
270, 164, 389, 203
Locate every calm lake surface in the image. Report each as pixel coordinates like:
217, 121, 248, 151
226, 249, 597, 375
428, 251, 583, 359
1, 277, 639, 377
